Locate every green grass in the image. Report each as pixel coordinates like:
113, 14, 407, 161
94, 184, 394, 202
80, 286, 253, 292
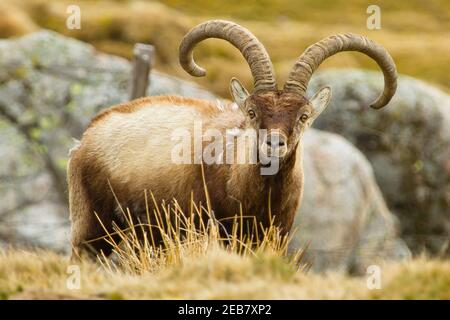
1, 0, 449, 97
160, 0, 450, 31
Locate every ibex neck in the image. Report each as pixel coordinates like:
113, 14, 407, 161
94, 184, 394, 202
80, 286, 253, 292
227, 143, 301, 204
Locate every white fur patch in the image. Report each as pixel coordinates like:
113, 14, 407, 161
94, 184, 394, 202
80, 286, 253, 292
68, 138, 81, 157
216, 99, 225, 112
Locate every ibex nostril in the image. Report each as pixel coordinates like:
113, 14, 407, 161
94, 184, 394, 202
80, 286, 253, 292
266, 136, 286, 148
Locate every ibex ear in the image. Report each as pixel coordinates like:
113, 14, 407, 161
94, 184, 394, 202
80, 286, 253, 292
309, 86, 332, 123
230, 77, 249, 108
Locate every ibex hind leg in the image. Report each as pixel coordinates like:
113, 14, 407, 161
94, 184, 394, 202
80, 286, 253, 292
68, 157, 121, 262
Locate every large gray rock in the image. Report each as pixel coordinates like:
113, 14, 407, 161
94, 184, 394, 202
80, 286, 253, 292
309, 70, 450, 255
291, 129, 410, 273
0, 31, 410, 271
0, 31, 215, 251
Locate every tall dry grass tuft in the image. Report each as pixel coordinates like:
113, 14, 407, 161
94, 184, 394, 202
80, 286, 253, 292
86, 168, 308, 276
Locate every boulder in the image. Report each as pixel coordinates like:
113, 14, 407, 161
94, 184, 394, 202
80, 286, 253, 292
0, 31, 215, 251
290, 129, 411, 273
309, 70, 450, 255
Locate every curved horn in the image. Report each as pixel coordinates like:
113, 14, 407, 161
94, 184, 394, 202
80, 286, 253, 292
284, 33, 397, 109
179, 20, 276, 92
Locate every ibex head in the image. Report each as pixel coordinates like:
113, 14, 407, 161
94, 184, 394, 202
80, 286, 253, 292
179, 20, 397, 164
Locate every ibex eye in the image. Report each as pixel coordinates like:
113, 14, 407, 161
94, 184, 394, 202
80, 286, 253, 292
248, 110, 256, 119
300, 114, 309, 122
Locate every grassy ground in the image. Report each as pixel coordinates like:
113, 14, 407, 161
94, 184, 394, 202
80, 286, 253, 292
0, 249, 448, 300
0, 196, 448, 300
1, 0, 449, 97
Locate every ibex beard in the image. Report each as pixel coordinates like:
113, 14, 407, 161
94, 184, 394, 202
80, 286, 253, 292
68, 20, 397, 260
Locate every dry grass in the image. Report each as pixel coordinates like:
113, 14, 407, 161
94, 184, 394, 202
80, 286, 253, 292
0, 249, 448, 299
0, 185, 449, 300
1, 0, 449, 96
0, 2, 38, 38
87, 179, 307, 276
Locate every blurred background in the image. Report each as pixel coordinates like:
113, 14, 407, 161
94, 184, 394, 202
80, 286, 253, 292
1, 0, 449, 95
0, 0, 448, 273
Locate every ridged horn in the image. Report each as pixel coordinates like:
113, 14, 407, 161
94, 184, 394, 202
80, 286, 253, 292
179, 20, 276, 92
284, 33, 397, 109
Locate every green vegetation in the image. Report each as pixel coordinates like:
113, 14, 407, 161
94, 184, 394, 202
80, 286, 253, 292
1, 0, 449, 97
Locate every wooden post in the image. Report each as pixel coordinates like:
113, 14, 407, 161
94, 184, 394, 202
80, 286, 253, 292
129, 43, 154, 100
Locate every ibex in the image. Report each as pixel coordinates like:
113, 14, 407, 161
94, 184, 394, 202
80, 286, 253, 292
68, 20, 397, 259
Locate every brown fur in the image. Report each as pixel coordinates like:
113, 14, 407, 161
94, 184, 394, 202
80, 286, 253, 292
68, 92, 316, 259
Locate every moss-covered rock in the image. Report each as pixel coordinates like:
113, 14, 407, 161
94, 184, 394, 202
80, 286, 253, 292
0, 31, 214, 250
291, 129, 411, 273
309, 69, 450, 255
